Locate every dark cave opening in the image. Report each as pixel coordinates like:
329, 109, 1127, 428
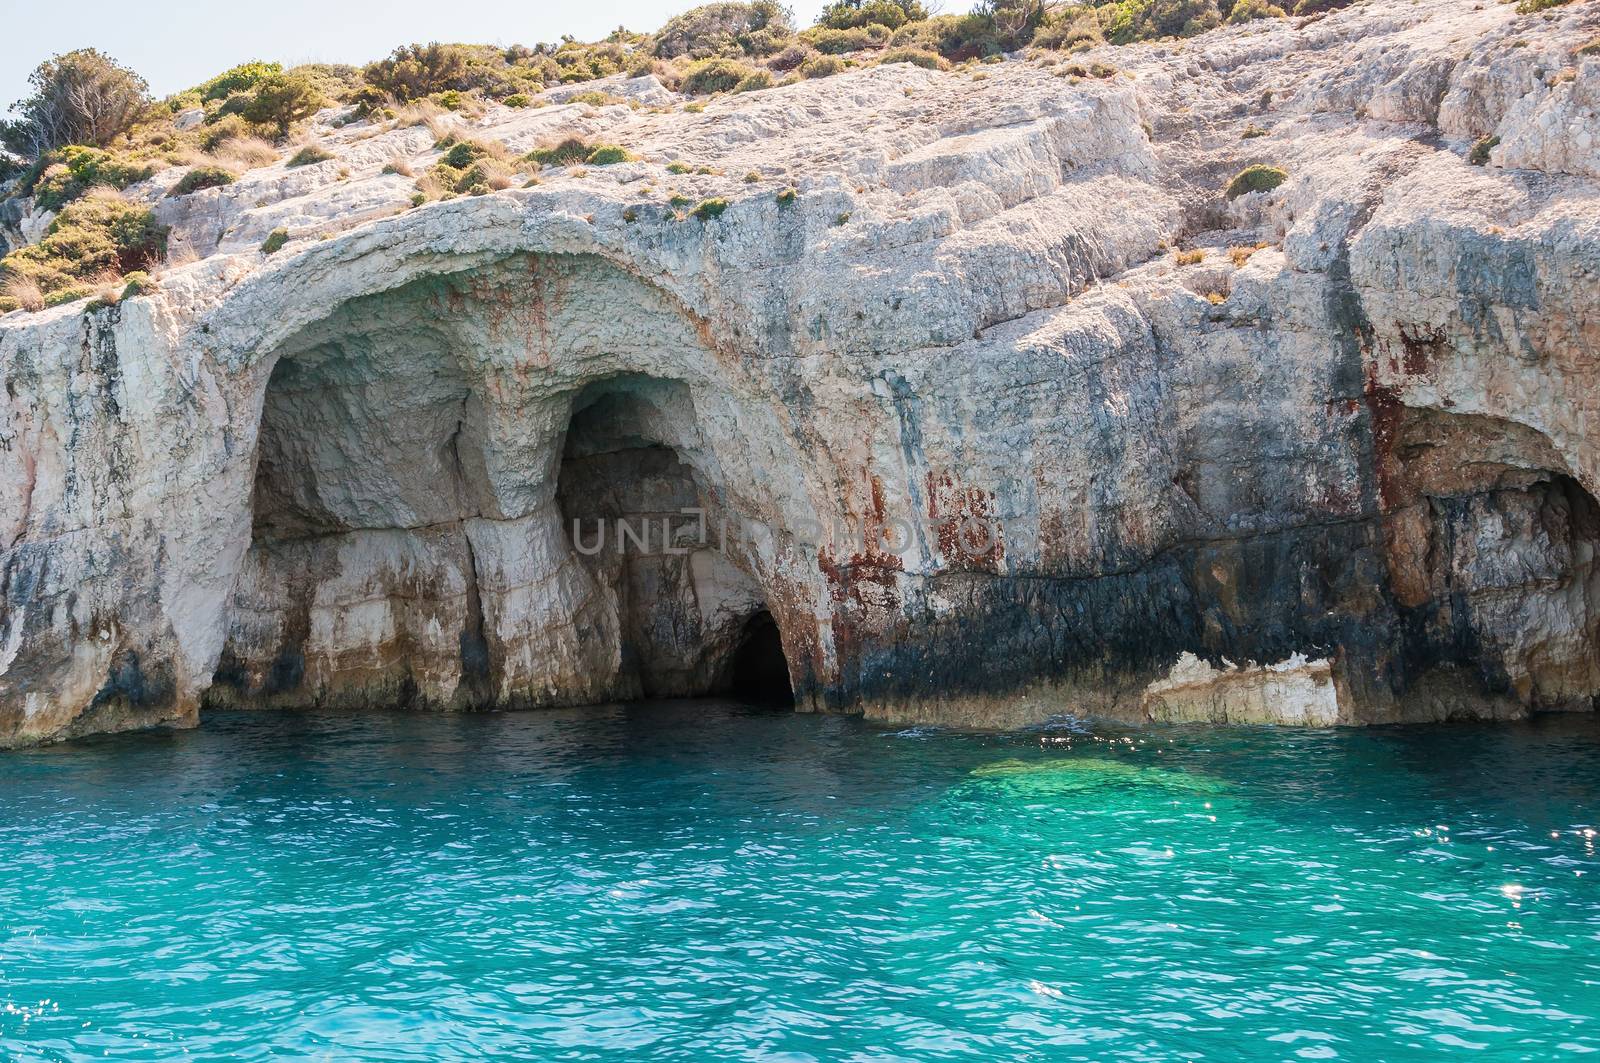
722, 612, 795, 707
555, 376, 794, 708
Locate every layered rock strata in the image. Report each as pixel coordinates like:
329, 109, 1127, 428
2, 0, 1598, 744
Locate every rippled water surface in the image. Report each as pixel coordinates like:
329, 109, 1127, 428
4, 705, 1600, 1061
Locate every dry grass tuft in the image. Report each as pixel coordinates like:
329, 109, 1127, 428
1228, 242, 1270, 267
3, 276, 45, 313
212, 137, 279, 171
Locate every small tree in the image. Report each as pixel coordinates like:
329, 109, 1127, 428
363, 43, 472, 102
817, 0, 928, 30
236, 73, 324, 137
976, 0, 1048, 48
2, 49, 149, 159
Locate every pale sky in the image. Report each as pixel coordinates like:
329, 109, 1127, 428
1, 0, 855, 112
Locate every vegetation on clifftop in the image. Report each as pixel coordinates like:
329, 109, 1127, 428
0, 0, 1371, 310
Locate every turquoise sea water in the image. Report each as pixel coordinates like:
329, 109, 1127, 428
2, 704, 1599, 1061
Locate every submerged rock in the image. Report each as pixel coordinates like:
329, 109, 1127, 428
2, 0, 1599, 745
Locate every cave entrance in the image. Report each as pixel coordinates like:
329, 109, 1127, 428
209, 315, 495, 712
722, 611, 795, 707
556, 376, 794, 707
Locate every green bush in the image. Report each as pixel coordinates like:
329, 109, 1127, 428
197, 61, 283, 102
364, 43, 476, 102
878, 46, 948, 69
169, 165, 237, 196
1032, 9, 1103, 49
523, 137, 593, 167
361, 42, 543, 103
734, 70, 775, 92
199, 114, 272, 152
1469, 135, 1500, 166
652, 2, 795, 59
119, 270, 156, 298
0, 193, 168, 298
586, 144, 634, 165
44, 285, 94, 308
288, 63, 363, 104
1228, 0, 1286, 22
776, 186, 798, 205
818, 0, 929, 30
225, 73, 324, 136
503, 92, 533, 107
694, 197, 729, 219
1224, 163, 1288, 198
28, 146, 155, 212
418, 152, 513, 198
563, 90, 624, 106
800, 54, 847, 78
802, 24, 892, 53
681, 57, 757, 94
1512, 0, 1573, 12
286, 144, 335, 167
260, 228, 289, 254
439, 138, 500, 168
888, 13, 1005, 61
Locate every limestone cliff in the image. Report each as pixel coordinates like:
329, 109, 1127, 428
2, 0, 1598, 745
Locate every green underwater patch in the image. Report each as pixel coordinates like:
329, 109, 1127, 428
967, 757, 1226, 797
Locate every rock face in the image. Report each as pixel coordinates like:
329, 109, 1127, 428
3, 0, 1599, 745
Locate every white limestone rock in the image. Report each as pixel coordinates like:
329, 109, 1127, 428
3, 0, 1600, 745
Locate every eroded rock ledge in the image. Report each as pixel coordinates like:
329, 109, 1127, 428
3, 0, 1599, 744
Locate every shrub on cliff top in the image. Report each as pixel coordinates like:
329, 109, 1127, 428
26, 145, 155, 212
1228, 0, 1286, 23
361, 42, 541, 103
0, 190, 168, 299
888, 13, 1007, 61
1, 48, 150, 158
197, 61, 282, 102
169, 164, 236, 196
652, 2, 794, 58
818, 0, 930, 30
681, 57, 759, 95
364, 43, 475, 102
285, 144, 335, 168
1032, 9, 1104, 50
799, 54, 847, 78
523, 136, 594, 167
878, 47, 949, 69
1224, 163, 1287, 198
584, 144, 635, 165
802, 24, 893, 53
693, 197, 729, 219
214, 72, 325, 137
733, 70, 775, 92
